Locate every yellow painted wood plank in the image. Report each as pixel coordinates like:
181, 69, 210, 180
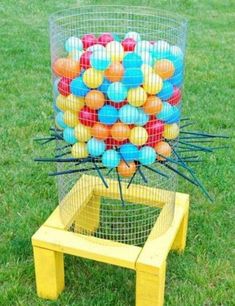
33, 246, 64, 300
32, 226, 141, 270
136, 193, 189, 273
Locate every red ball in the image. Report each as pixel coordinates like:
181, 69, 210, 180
145, 119, 164, 138
146, 135, 162, 147
82, 34, 97, 49
121, 38, 136, 52
97, 33, 114, 46
58, 77, 72, 96
80, 51, 92, 70
168, 86, 182, 105
78, 106, 97, 127
105, 137, 128, 150
108, 100, 127, 110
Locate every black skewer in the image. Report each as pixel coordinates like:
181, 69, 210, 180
92, 160, 109, 188
49, 167, 106, 176
143, 164, 169, 178
127, 169, 137, 189
137, 166, 148, 183
116, 168, 125, 206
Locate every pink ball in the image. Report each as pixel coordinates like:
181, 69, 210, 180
121, 38, 136, 52
82, 34, 97, 49
78, 106, 97, 127
97, 33, 114, 46
168, 87, 182, 105
58, 77, 71, 96
80, 51, 92, 69
145, 119, 164, 144
108, 100, 127, 110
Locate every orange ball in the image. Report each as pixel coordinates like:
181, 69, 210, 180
154, 59, 175, 80
91, 122, 110, 140
105, 62, 124, 82
154, 141, 172, 161
85, 90, 105, 110
117, 161, 136, 177
53, 58, 81, 78
110, 122, 130, 141
143, 96, 163, 115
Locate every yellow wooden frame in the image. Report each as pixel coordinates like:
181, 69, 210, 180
32, 174, 189, 305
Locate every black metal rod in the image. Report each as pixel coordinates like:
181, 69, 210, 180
127, 170, 137, 189
49, 167, 106, 176
55, 151, 71, 158
143, 164, 169, 178
92, 160, 109, 188
179, 140, 213, 152
34, 157, 79, 163
163, 163, 198, 186
137, 166, 148, 183
116, 168, 125, 206
180, 131, 229, 138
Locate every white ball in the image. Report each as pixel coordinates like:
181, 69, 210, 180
87, 44, 106, 53
68, 50, 83, 61
170, 45, 183, 57
139, 51, 154, 66
65, 36, 83, 52
152, 40, 170, 53
106, 41, 124, 62
124, 31, 141, 42
134, 40, 153, 54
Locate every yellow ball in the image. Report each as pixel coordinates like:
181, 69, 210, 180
63, 110, 79, 127
141, 64, 153, 76
163, 123, 180, 140
83, 68, 104, 88
129, 127, 148, 146
68, 50, 83, 61
74, 123, 91, 142
106, 41, 124, 62
56, 95, 68, 111
66, 94, 84, 112
143, 73, 163, 95
127, 87, 147, 107
71, 142, 88, 158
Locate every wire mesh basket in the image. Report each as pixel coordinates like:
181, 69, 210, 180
50, 5, 187, 246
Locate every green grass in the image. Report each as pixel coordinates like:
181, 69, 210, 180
0, 0, 234, 305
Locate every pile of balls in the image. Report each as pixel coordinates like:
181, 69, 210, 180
53, 31, 183, 177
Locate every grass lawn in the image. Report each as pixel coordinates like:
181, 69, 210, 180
0, 0, 234, 305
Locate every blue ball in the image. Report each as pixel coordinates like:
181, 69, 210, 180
157, 102, 174, 122
166, 54, 183, 74
70, 77, 89, 97
98, 105, 118, 125
53, 103, 60, 113
119, 143, 139, 162
139, 146, 156, 165
98, 77, 111, 95
169, 72, 183, 87
63, 127, 77, 144
135, 108, 149, 126
112, 33, 121, 42
90, 50, 111, 71
166, 106, 181, 124
123, 52, 143, 69
87, 138, 106, 157
102, 150, 121, 168
122, 68, 143, 88
157, 81, 174, 100
107, 82, 128, 102
119, 104, 140, 124
56, 112, 67, 129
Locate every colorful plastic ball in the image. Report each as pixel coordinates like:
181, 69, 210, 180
87, 44, 105, 53
143, 73, 163, 95
121, 38, 136, 52
122, 68, 143, 88
70, 77, 90, 97
98, 105, 118, 125
157, 102, 174, 122
157, 81, 174, 100
74, 123, 91, 142
80, 51, 92, 69
98, 77, 111, 94
118, 160, 137, 177
87, 138, 106, 157
127, 87, 147, 107
56, 95, 68, 112
83, 68, 104, 88
90, 50, 111, 71
65, 36, 83, 52
105, 62, 124, 82
110, 122, 130, 141
170, 45, 183, 58
166, 54, 183, 74
163, 123, 180, 140
53, 103, 60, 113
53, 78, 60, 97
138, 146, 156, 165
129, 127, 148, 146
55, 112, 67, 129
102, 150, 120, 168
71, 142, 88, 158
63, 110, 79, 127
106, 41, 124, 62
85, 90, 105, 110
105, 137, 128, 150
152, 40, 170, 58
123, 52, 142, 69
81, 34, 97, 49
145, 119, 164, 140
166, 106, 181, 124
135, 41, 153, 54
66, 94, 85, 112
168, 86, 181, 105
154, 59, 175, 80
107, 82, 128, 103
135, 108, 149, 126
108, 100, 127, 110
63, 127, 77, 144
154, 141, 172, 161
119, 104, 140, 124
141, 64, 153, 76
58, 77, 71, 96
143, 96, 162, 115
139, 51, 154, 66
112, 33, 121, 42
119, 143, 139, 161
68, 50, 83, 61
91, 122, 110, 140
53, 58, 81, 78
79, 106, 97, 127
124, 31, 141, 42
169, 72, 183, 87
97, 33, 114, 46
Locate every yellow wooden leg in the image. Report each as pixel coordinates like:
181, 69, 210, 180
74, 195, 100, 234
136, 262, 166, 306
33, 246, 64, 300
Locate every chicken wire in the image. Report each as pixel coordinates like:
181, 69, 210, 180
50, 5, 187, 246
